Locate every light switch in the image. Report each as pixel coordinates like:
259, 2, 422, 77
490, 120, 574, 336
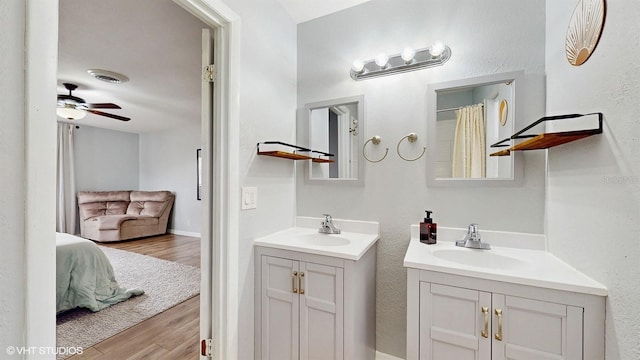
241, 187, 257, 210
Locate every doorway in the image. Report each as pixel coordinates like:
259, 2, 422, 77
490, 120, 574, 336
26, 1, 240, 359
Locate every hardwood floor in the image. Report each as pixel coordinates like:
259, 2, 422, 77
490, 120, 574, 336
67, 234, 201, 360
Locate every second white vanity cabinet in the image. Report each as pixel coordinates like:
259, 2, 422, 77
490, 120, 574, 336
404, 228, 607, 360
419, 281, 583, 360
254, 218, 379, 360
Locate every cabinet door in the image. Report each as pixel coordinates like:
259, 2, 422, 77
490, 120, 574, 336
261, 256, 300, 360
299, 261, 344, 360
491, 295, 583, 360
420, 283, 491, 360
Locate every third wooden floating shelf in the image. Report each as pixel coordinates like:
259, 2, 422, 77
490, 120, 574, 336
490, 112, 603, 157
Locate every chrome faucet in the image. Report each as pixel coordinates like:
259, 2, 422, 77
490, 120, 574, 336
456, 223, 490, 250
319, 214, 341, 234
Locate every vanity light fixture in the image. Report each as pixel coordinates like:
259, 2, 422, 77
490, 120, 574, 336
350, 42, 451, 81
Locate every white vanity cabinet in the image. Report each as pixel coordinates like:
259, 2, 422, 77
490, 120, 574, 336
406, 268, 606, 360
255, 245, 376, 360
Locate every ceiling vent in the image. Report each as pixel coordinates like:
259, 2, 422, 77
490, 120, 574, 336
87, 69, 129, 84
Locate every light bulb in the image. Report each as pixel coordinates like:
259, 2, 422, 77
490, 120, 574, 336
429, 42, 445, 57
401, 47, 415, 63
375, 53, 389, 68
351, 59, 365, 73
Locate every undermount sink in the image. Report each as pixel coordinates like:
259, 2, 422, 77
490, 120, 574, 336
294, 233, 351, 246
432, 248, 525, 269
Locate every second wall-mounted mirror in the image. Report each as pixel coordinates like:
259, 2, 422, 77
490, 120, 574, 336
306, 95, 364, 184
427, 71, 523, 186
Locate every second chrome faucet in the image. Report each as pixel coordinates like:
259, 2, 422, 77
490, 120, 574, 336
456, 223, 490, 250
319, 214, 341, 234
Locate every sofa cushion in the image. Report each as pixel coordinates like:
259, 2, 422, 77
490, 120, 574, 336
78, 191, 131, 204
126, 191, 173, 217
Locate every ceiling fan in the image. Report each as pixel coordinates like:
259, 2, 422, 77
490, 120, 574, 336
57, 83, 130, 121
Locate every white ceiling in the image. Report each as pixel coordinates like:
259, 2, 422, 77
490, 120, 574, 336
276, 0, 372, 23
58, 0, 372, 133
58, 0, 207, 133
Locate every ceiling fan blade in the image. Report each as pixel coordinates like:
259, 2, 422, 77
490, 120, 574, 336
87, 103, 121, 109
87, 110, 131, 121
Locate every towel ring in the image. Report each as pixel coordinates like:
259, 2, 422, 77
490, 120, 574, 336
363, 136, 389, 163
397, 132, 426, 161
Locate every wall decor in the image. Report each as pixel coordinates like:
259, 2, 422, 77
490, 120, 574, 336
499, 99, 508, 126
565, 0, 606, 66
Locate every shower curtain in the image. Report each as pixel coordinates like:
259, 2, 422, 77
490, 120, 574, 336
452, 103, 486, 178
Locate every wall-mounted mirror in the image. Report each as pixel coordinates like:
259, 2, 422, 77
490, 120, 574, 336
306, 95, 364, 184
427, 71, 523, 186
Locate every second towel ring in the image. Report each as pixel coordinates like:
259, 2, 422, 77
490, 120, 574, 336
397, 132, 426, 161
363, 136, 389, 163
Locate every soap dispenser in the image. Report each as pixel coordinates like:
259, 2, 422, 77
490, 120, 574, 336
420, 210, 437, 245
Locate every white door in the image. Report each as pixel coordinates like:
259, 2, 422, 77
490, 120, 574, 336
200, 27, 215, 359
261, 256, 300, 360
420, 283, 491, 360
491, 295, 583, 360
299, 262, 344, 360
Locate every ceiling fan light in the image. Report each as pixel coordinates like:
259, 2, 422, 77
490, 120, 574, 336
57, 105, 87, 120
87, 69, 130, 84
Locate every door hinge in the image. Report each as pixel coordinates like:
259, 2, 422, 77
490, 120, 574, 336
203, 64, 217, 82
201, 338, 213, 357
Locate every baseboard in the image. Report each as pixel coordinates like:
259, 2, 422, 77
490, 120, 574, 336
168, 229, 201, 238
376, 351, 405, 360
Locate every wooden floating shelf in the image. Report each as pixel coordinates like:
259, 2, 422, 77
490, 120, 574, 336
311, 158, 335, 163
489, 113, 603, 157
257, 151, 312, 160
256, 141, 335, 162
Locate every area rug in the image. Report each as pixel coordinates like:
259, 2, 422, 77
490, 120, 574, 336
56, 246, 200, 358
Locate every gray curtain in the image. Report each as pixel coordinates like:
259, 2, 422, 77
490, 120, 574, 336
56, 124, 76, 233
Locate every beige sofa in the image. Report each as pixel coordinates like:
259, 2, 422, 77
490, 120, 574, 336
77, 190, 174, 242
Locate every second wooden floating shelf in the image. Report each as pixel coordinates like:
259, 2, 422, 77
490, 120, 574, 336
490, 113, 603, 157
257, 141, 335, 162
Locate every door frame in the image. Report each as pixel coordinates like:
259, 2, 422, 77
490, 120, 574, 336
174, 1, 240, 359
25, 1, 240, 359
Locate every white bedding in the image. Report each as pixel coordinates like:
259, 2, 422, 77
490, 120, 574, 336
56, 232, 144, 314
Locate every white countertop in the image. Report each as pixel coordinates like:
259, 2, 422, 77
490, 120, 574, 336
253, 217, 379, 261
404, 227, 607, 297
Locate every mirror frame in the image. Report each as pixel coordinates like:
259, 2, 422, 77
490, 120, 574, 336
305, 95, 365, 185
426, 71, 524, 187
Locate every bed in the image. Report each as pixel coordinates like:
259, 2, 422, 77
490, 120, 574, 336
56, 232, 144, 314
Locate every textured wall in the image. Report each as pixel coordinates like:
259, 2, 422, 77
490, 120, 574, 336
74, 126, 140, 192
297, 0, 546, 357
545, 2, 640, 359
139, 123, 201, 234
216, 0, 298, 358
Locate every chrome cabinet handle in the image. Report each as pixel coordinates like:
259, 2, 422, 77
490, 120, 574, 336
494, 308, 503, 341
292, 271, 298, 294
299, 272, 305, 295
481, 306, 489, 338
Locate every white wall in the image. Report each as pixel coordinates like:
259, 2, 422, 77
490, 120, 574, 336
74, 126, 140, 192
217, 0, 298, 358
0, 0, 26, 350
139, 123, 201, 234
545, 2, 640, 359
296, 0, 546, 357
0, 0, 58, 354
